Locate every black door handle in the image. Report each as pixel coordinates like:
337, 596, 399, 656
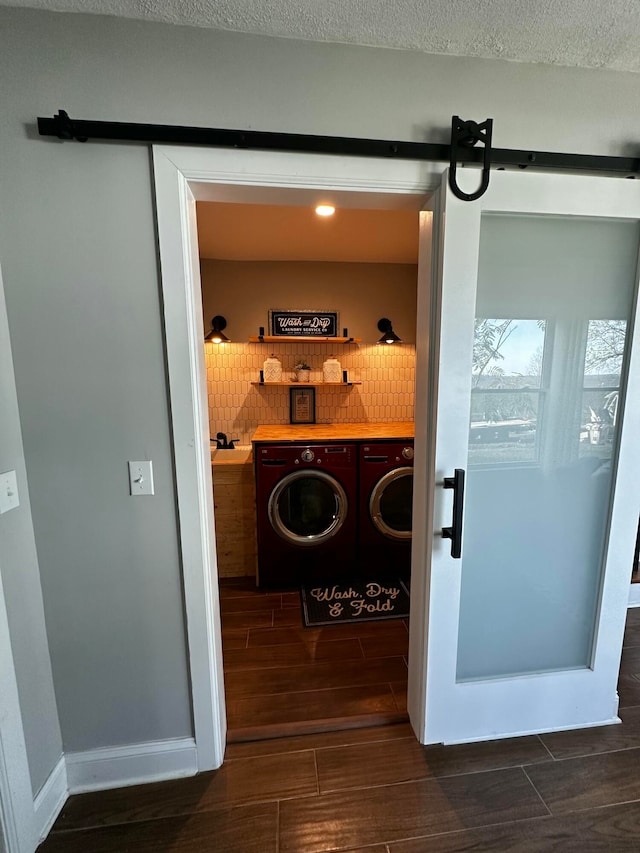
442, 469, 465, 559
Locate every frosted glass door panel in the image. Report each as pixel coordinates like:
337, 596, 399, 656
457, 214, 639, 682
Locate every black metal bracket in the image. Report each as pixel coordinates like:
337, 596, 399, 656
37, 111, 640, 199
47, 109, 88, 143
449, 117, 493, 201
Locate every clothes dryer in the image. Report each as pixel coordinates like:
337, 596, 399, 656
255, 443, 358, 587
358, 440, 414, 578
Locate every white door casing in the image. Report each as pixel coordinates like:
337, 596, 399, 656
0, 266, 38, 853
152, 145, 438, 766
0, 566, 37, 853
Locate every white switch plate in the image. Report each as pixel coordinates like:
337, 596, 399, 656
128, 461, 154, 496
0, 470, 19, 514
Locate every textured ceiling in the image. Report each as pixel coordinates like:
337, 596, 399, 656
4, 0, 640, 73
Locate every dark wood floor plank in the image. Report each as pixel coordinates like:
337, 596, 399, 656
621, 655, 640, 685
623, 607, 640, 648
247, 619, 409, 647
223, 637, 364, 671
54, 752, 316, 831
360, 632, 410, 659
218, 578, 259, 598
615, 672, 640, 708
390, 680, 408, 712
620, 643, 640, 673
40, 802, 277, 853
540, 705, 640, 759
525, 747, 640, 813
225, 722, 415, 760
388, 801, 640, 852
225, 656, 408, 699
282, 591, 301, 607
220, 593, 283, 614
221, 609, 274, 630
316, 734, 552, 793
227, 683, 402, 734
273, 607, 306, 627
337, 848, 388, 853
221, 630, 248, 650
279, 768, 548, 852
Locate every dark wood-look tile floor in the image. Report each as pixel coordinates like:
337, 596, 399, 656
39, 603, 640, 852
219, 578, 410, 740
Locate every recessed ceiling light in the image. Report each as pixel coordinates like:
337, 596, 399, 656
315, 204, 335, 217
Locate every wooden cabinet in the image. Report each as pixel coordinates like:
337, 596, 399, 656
212, 460, 257, 578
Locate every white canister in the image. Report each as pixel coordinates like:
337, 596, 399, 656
322, 355, 342, 383
263, 353, 282, 382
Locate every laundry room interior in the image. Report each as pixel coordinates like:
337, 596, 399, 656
198, 198, 420, 740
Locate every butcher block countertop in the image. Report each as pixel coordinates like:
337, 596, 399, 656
251, 422, 414, 444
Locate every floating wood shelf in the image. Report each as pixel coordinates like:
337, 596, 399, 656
252, 381, 361, 387
249, 335, 361, 344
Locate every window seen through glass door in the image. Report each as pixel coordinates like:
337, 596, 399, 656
469, 317, 627, 467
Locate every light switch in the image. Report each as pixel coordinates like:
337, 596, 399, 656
128, 461, 154, 496
0, 470, 19, 514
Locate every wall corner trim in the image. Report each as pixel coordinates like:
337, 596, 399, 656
33, 755, 67, 841
65, 737, 198, 794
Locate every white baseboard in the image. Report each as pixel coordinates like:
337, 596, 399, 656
629, 584, 640, 607
33, 755, 67, 842
65, 737, 198, 794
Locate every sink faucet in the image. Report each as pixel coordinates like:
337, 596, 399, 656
213, 432, 239, 449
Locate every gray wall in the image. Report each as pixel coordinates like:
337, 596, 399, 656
0, 274, 62, 794
1, 6, 640, 753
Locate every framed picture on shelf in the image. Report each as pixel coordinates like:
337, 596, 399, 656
290, 386, 316, 424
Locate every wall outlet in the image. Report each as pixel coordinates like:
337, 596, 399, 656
0, 470, 19, 514
128, 461, 154, 496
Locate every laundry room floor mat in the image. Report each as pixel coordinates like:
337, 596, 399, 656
300, 578, 410, 627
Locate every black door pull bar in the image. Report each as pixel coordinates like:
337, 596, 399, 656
442, 469, 465, 559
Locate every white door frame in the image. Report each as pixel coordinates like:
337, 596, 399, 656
0, 566, 37, 853
0, 267, 38, 853
152, 145, 442, 767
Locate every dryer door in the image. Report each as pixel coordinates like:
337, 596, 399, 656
268, 469, 348, 545
370, 467, 413, 540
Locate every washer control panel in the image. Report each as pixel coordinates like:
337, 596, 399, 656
259, 443, 355, 470
402, 446, 414, 460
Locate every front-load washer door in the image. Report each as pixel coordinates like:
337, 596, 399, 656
268, 469, 348, 545
370, 467, 413, 540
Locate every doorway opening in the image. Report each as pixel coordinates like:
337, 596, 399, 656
152, 145, 439, 768
196, 198, 421, 740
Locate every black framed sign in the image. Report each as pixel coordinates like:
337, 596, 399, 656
290, 386, 316, 424
269, 309, 339, 337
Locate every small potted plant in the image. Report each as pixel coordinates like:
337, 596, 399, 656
294, 359, 312, 382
